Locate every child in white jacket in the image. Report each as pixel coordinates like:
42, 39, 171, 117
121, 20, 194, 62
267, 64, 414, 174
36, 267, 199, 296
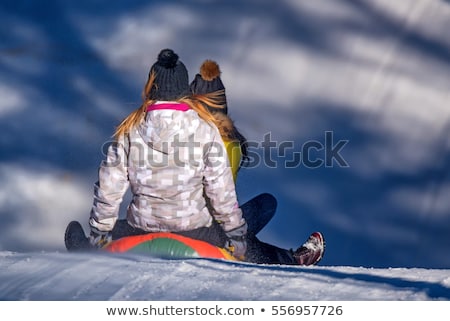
89, 49, 247, 258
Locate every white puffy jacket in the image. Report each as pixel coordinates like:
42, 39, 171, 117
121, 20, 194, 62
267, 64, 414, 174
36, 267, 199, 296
89, 102, 245, 234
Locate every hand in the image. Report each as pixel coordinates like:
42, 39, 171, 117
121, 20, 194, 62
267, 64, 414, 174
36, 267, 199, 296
225, 223, 248, 259
89, 228, 112, 249
227, 237, 247, 259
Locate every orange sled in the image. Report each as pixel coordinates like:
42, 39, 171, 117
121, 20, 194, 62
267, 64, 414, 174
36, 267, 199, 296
104, 232, 237, 261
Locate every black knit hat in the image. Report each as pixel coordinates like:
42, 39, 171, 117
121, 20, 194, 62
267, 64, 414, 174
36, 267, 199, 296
190, 60, 228, 114
148, 49, 190, 101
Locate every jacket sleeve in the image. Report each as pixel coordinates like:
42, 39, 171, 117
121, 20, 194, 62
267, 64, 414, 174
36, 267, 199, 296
89, 137, 130, 233
203, 131, 247, 233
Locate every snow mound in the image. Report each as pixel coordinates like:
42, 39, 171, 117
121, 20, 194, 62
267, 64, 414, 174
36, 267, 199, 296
0, 251, 449, 300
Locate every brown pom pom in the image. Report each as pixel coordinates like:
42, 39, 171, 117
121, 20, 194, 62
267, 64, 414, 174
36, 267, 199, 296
200, 60, 221, 81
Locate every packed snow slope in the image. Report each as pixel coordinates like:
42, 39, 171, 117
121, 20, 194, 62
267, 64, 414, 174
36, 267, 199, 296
1, 251, 449, 300
1, 0, 450, 292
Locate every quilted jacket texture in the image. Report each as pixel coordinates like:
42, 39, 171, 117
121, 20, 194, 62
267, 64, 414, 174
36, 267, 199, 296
89, 102, 245, 235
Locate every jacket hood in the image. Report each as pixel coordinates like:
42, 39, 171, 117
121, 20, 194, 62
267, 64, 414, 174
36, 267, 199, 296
137, 102, 200, 154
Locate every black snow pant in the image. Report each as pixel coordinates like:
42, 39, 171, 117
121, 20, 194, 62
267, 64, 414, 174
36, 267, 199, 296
112, 219, 296, 265
240, 193, 276, 235
111, 193, 296, 265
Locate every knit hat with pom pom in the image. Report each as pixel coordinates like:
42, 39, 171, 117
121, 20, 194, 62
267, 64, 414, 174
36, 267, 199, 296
148, 49, 190, 101
190, 60, 228, 114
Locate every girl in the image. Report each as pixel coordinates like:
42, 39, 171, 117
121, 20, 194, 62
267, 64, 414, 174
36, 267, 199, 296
189, 59, 325, 265
88, 48, 247, 258
189, 59, 277, 236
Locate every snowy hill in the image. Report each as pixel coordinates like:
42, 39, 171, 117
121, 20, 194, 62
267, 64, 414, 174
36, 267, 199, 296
1, 0, 450, 303
1, 251, 449, 300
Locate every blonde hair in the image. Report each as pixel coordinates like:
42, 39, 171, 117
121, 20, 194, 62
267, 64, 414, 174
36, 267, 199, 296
113, 71, 226, 140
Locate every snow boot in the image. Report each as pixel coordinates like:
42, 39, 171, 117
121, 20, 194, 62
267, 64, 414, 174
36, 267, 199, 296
293, 232, 325, 266
64, 221, 92, 251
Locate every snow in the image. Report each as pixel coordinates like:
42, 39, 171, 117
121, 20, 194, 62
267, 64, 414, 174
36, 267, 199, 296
1, 251, 449, 301
1, 0, 450, 301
